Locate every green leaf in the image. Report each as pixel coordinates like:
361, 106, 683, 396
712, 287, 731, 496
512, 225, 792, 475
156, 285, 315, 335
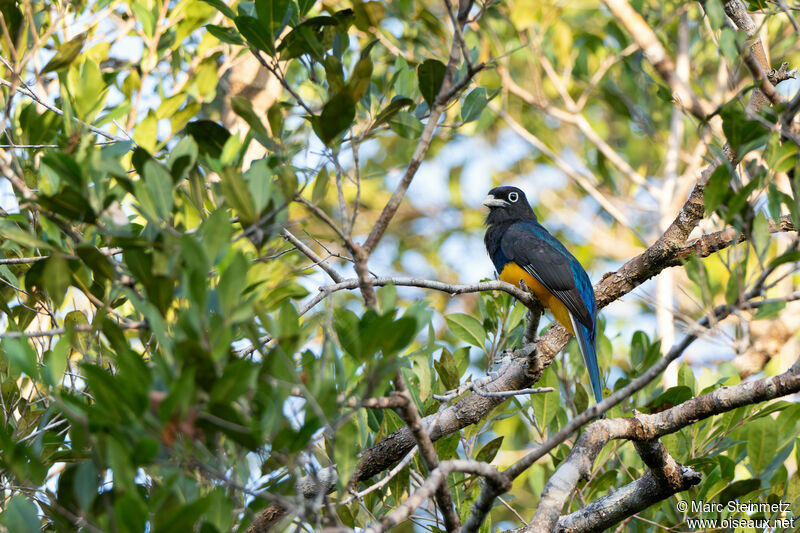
3, 337, 39, 380
141, 159, 174, 221
167, 136, 199, 183
417, 58, 446, 108
388, 110, 423, 138
573, 383, 588, 412
461, 87, 488, 122
315, 91, 355, 145
751, 210, 770, 259
255, 0, 294, 55
231, 96, 270, 138
210, 359, 258, 404
298, 0, 315, 15
368, 96, 413, 134
42, 254, 71, 308
718, 478, 762, 504
334, 308, 362, 360
65, 310, 91, 354
677, 363, 696, 395
444, 313, 485, 348
77, 246, 114, 282
220, 167, 257, 224
435, 432, 459, 459
753, 300, 786, 320
381, 317, 417, 355
206, 24, 244, 45
311, 167, 330, 203
323, 55, 345, 92
475, 436, 503, 463
42, 33, 86, 74
347, 39, 376, 102
234, 15, 276, 54
333, 417, 359, 492
718, 28, 740, 63
704, 165, 731, 215
279, 17, 338, 60
186, 120, 231, 158
37, 187, 97, 223
434, 348, 459, 390
218, 251, 250, 318
769, 250, 800, 269
45, 338, 68, 388
647, 386, 692, 413
719, 102, 769, 157
114, 494, 147, 533
200, 0, 237, 18
531, 366, 559, 427
245, 159, 276, 214
66, 58, 108, 122
2, 495, 40, 533
747, 416, 777, 474
262, 283, 309, 311
0, 222, 52, 250
0, 0, 23, 47
130, 3, 156, 38
353, 0, 384, 31
724, 265, 742, 305
74, 461, 98, 510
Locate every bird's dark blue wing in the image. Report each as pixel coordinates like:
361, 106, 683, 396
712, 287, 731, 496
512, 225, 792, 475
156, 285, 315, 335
500, 221, 594, 331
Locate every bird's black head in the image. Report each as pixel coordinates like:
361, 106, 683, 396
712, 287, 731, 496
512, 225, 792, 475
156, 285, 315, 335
483, 186, 537, 225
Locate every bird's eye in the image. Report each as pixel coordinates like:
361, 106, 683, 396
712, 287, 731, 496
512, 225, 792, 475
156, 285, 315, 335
508, 192, 518, 202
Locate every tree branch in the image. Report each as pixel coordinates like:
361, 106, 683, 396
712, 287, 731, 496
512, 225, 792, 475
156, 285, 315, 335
601, 0, 714, 120
280, 228, 344, 283
362, 18, 483, 254
393, 370, 461, 532
524, 352, 800, 532
554, 468, 700, 533
363, 460, 508, 533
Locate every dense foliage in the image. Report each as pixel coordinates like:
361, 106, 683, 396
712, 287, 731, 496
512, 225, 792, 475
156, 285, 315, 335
0, 0, 798, 531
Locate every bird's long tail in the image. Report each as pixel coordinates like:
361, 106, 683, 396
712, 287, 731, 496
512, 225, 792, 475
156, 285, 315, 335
569, 313, 603, 405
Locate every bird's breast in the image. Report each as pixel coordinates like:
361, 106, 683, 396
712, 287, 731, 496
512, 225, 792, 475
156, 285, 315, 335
499, 262, 574, 335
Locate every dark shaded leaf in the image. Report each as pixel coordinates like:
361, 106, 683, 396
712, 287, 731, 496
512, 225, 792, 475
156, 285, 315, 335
461, 87, 488, 122
234, 15, 276, 54
206, 24, 243, 45
720, 103, 769, 157
186, 120, 231, 158
718, 478, 762, 504
647, 386, 692, 413
476, 436, 503, 463
418, 58, 446, 108
314, 92, 355, 145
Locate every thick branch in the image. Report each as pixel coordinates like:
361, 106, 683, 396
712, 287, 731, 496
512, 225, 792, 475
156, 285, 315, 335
555, 469, 701, 533
525, 355, 800, 532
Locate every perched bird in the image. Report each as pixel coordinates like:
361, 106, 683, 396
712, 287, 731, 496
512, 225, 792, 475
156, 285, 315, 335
483, 186, 603, 405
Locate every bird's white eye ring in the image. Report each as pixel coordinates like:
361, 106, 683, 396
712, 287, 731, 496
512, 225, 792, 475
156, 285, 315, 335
508, 191, 519, 202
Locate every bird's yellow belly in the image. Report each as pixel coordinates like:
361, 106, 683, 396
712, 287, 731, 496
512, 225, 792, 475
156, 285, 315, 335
500, 262, 574, 335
